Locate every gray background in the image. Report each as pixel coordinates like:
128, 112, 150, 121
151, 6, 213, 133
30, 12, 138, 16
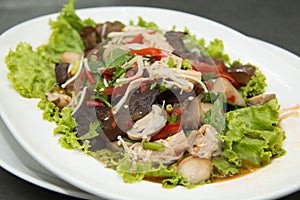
0, 0, 299, 199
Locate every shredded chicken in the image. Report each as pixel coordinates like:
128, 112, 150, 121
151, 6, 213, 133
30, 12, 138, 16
115, 56, 145, 84
148, 61, 207, 92
108, 26, 174, 52
187, 124, 222, 159
127, 104, 167, 140
117, 130, 187, 165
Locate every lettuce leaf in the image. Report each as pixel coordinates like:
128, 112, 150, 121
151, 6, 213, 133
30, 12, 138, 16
239, 70, 267, 99
92, 149, 178, 183
116, 155, 177, 183
162, 175, 195, 189
212, 157, 239, 177
5, 0, 92, 98
38, 99, 61, 123
5, 43, 56, 98
215, 99, 285, 174
38, 100, 89, 151
205, 39, 230, 63
202, 93, 226, 133
42, 0, 88, 62
129, 16, 159, 30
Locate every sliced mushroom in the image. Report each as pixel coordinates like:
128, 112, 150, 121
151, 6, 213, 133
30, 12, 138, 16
247, 93, 276, 106
46, 91, 71, 108
60, 51, 82, 64
225, 65, 256, 86
206, 77, 246, 107
177, 156, 213, 184
165, 31, 215, 65
127, 104, 167, 140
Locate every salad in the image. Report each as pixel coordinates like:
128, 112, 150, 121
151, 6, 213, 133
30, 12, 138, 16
5, 0, 287, 188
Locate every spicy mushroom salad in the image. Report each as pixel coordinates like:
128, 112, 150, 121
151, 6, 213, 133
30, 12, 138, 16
5, 0, 289, 188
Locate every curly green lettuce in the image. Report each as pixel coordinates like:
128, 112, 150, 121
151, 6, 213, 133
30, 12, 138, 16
5, 43, 56, 98
40, 0, 95, 62
239, 70, 267, 99
204, 39, 230, 63
37, 100, 90, 152
92, 149, 177, 184
213, 99, 286, 176
5, 0, 95, 98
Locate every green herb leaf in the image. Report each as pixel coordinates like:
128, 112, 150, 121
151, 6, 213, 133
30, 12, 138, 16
80, 121, 102, 140
105, 48, 134, 68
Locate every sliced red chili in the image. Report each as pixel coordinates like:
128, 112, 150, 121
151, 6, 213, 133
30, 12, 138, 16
103, 82, 130, 98
125, 64, 138, 78
173, 108, 183, 115
129, 47, 170, 60
192, 61, 239, 88
151, 122, 181, 141
101, 70, 114, 77
192, 61, 225, 75
127, 121, 133, 128
103, 86, 114, 96
125, 33, 144, 44
220, 72, 239, 88
226, 95, 236, 103
84, 69, 96, 84
86, 100, 104, 107
111, 118, 117, 128
103, 75, 113, 81
148, 31, 157, 35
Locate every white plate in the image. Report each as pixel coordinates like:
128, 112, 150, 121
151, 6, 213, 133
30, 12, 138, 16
0, 7, 300, 200
0, 37, 299, 200
0, 115, 97, 199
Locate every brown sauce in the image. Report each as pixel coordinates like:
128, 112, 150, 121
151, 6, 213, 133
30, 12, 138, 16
143, 166, 259, 185
212, 168, 258, 183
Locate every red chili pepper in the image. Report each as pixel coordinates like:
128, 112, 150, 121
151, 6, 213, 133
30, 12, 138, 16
86, 100, 104, 107
125, 33, 144, 44
192, 61, 221, 74
101, 70, 114, 77
192, 61, 239, 88
103, 75, 113, 81
125, 65, 138, 78
220, 72, 239, 88
150, 122, 181, 141
164, 110, 172, 120
148, 31, 156, 35
226, 95, 236, 103
173, 108, 183, 115
103, 86, 115, 96
84, 69, 96, 84
64, 99, 71, 105
111, 118, 117, 128
125, 70, 136, 78
103, 82, 130, 97
129, 47, 170, 60
127, 121, 133, 128
80, 71, 85, 81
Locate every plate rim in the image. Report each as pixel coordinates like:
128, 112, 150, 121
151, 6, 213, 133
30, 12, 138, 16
1, 6, 300, 200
